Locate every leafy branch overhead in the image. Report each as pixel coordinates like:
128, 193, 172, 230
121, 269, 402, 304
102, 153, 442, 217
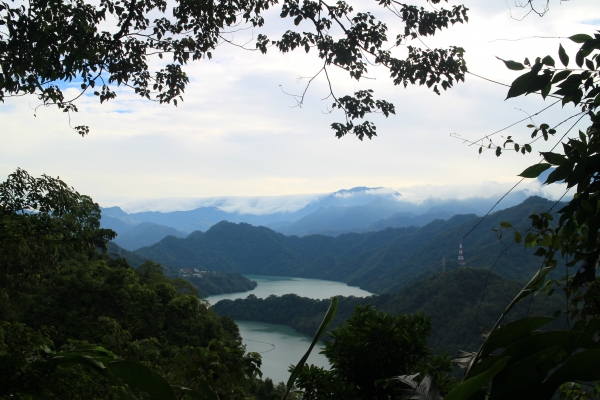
473, 33, 599, 158
0, 0, 467, 137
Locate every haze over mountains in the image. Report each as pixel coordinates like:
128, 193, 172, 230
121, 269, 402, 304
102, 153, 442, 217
102, 186, 534, 250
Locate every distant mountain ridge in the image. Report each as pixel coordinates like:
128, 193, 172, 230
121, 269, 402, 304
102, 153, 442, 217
112, 222, 187, 251
101, 186, 532, 250
131, 196, 562, 293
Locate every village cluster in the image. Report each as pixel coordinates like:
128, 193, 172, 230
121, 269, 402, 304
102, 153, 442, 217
179, 268, 215, 278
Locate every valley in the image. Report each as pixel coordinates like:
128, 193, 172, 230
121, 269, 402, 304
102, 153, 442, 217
204, 275, 373, 384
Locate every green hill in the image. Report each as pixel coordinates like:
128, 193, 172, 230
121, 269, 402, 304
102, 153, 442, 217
186, 272, 257, 298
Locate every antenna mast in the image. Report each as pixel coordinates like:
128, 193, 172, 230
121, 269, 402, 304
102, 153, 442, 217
458, 241, 465, 266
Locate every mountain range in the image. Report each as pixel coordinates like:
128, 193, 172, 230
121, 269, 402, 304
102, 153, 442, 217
121, 196, 562, 293
101, 186, 532, 250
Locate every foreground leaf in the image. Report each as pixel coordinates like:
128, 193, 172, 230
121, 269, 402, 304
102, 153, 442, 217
480, 316, 554, 356
518, 163, 551, 178
284, 296, 338, 399
445, 357, 510, 400
497, 57, 525, 70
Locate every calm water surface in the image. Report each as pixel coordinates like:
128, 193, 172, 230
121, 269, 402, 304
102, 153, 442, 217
236, 320, 330, 385
206, 275, 373, 304
206, 275, 373, 384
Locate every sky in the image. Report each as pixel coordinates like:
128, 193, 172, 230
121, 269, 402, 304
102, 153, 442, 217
1, 0, 599, 210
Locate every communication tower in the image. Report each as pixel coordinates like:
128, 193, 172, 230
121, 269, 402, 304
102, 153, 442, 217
458, 241, 465, 266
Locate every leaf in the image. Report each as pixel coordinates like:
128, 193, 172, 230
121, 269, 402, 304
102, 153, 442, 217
514, 231, 522, 243
108, 361, 177, 400
50, 354, 109, 374
395, 373, 443, 400
284, 296, 338, 400
444, 357, 510, 400
500, 222, 513, 229
576, 50, 585, 68
543, 350, 600, 393
467, 354, 506, 379
586, 58, 595, 70
569, 34, 593, 43
558, 44, 569, 67
541, 152, 566, 166
503, 268, 552, 316
518, 163, 551, 178
480, 317, 554, 356
499, 331, 572, 364
552, 70, 571, 84
541, 55, 555, 67
497, 57, 525, 70
545, 163, 572, 184
506, 71, 535, 99
541, 83, 551, 99
488, 345, 565, 400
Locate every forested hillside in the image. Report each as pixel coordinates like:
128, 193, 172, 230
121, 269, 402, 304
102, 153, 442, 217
135, 196, 562, 293
185, 272, 257, 298
1, 170, 289, 399
213, 268, 565, 355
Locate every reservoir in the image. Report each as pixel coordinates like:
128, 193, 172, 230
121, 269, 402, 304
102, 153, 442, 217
206, 275, 373, 384
206, 274, 374, 303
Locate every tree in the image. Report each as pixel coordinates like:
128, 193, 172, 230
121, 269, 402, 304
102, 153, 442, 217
0, 0, 467, 137
0, 168, 115, 302
294, 304, 455, 399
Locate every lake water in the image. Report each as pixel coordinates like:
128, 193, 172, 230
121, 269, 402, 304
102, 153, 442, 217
206, 274, 373, 303
206, 275, 373, 384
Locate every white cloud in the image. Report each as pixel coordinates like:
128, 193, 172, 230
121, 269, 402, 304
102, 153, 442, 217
1, 0, 598, 202
119, 193, 324, 214
395, 179, 573, 204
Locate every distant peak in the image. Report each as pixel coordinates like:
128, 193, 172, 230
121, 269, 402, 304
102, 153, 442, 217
331, 187, 401, 198
100, 206, 129, 217
522, 196, 554, 205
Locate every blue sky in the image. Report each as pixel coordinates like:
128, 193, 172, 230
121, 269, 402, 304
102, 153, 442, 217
1, 0, 597, 209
